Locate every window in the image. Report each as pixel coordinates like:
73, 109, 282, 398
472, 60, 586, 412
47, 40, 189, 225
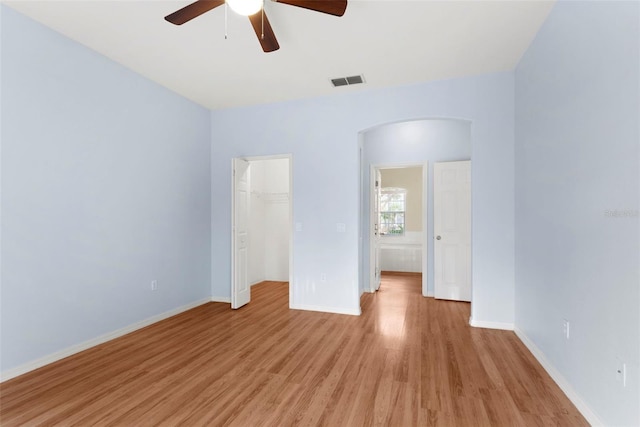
380, 188, 406, 235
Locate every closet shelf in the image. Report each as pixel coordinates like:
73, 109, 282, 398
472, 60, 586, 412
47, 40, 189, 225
251, 191, 289, 202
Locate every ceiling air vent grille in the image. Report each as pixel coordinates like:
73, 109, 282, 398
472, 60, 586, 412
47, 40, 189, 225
331, 74, 365, 87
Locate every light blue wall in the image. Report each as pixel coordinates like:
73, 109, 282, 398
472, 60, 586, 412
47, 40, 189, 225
1, 6, 212, 373
361, 119, 471, 296
515, 1, 640, 425
211, 72, 515, 324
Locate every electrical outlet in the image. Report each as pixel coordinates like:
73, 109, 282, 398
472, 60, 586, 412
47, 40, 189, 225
151, 280, 158, 291
616, 359, 627, 387
562, 319, 570, 340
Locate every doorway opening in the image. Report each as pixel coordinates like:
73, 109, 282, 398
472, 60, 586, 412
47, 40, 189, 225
358, 118, 472, 310
370, 164, 427, 294
231, 155, 293, 310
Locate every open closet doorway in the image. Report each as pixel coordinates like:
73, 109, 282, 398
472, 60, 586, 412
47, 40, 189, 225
231, 155, 293, 309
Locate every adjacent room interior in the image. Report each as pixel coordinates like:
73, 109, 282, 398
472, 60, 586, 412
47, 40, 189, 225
378, 166, 424, 277
247, 157, 291, 304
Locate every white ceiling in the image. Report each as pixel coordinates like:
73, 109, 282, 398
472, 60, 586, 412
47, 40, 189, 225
4, 0, 555, 110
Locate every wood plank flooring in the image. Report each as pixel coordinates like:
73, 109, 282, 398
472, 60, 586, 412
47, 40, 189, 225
1, 275, 587, 426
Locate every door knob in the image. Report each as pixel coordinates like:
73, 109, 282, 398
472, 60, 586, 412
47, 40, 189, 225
436, 235, 441, 240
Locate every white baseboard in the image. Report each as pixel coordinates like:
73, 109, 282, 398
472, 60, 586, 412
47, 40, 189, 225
514, 327, 604, 426
211, 296, 231, 303
0, 298, 211, 383
469, 317, 514, 330
290, 304, 361, 316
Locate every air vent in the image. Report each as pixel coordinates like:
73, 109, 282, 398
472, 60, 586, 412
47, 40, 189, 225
331, 78, 349, 87
331, 74, 365, 87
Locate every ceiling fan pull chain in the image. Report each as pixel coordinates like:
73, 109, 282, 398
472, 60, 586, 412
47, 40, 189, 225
224, 1, 228, 39
261, 2, 265, 40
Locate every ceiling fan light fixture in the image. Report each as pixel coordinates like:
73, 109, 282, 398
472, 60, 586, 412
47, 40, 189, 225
227, 0, 263, 16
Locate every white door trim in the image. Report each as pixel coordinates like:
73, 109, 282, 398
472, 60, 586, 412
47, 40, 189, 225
231, 154, 294, 309
369, 165, 379, 292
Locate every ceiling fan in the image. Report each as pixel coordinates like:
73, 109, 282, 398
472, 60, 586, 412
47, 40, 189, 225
165, 0, 348, 53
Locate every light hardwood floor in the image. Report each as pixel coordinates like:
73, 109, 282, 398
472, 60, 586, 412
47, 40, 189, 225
1, 275, 587, 426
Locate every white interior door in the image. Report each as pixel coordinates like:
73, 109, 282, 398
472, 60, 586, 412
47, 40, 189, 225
434, 160, 471, 301
232, 158, 251, 309
370, 168, 382, 291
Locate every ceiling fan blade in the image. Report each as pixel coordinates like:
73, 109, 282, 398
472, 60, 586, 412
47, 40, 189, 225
165, 0, 225, 25
275, 0, 347, 17
248, 11, 280, 53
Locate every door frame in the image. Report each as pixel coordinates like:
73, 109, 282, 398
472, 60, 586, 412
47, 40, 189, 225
370, 166, 381, 292
369, 161, 429, 296
231, 153, 294, 309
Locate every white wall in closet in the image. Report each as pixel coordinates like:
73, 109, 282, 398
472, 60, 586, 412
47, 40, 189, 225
248, 158, 290, 284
